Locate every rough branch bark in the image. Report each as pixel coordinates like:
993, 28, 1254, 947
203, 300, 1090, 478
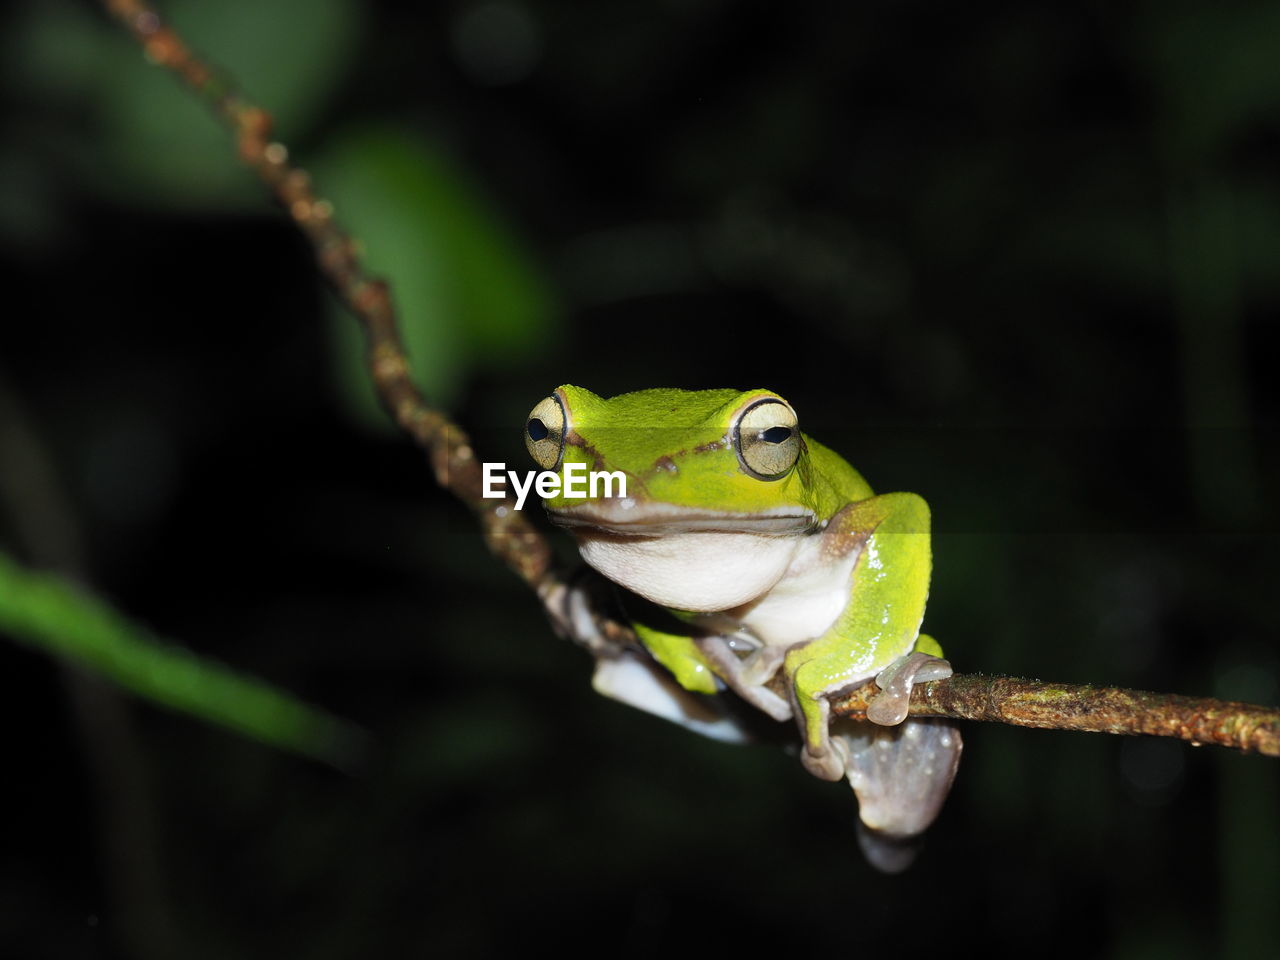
833, 675, 1280, 757
101, 0, 1280, 759
101, 0, 553, 592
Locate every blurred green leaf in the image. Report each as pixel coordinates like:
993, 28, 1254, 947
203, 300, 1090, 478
12, 0, 363, 208
0, 550, 362, 766
313, 126, 558, 420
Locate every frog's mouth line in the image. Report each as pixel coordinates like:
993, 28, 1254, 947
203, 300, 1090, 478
547, 503, 817, 537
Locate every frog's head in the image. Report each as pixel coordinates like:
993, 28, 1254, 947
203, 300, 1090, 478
523, 386, 836, 610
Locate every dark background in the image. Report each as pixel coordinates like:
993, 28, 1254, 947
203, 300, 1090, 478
1, 0, 1278, 956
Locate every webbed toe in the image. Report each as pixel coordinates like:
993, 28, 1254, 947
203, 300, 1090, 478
866, 651, 953, 726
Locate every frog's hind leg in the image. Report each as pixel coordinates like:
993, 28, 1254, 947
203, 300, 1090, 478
592, 650, 752, 744
696, 635, 793, 722
633, 617, 794, 723
836, 716, 963, 873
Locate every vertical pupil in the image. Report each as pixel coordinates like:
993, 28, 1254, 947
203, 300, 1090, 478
528, 418, 549, 441
761, 426, 792, 443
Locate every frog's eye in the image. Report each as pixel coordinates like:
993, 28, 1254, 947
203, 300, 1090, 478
734, 398, 801, 480
525, 395, 566, 469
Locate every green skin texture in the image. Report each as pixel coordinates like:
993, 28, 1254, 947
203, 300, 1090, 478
538, 385, 942, 777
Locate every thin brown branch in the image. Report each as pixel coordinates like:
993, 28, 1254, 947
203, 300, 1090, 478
102, 0, 554, 591
833, 674, 1280, 757
100, 0, 1280, 759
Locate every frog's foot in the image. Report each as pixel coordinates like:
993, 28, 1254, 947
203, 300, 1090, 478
721, 631, 788, 686
856, 824, 923, 875
787, 692, 848, 781
800, 732, 848, 782
697, 635, 793, 722
866, 651, 953, 726
837, 717, 964, 872
592, 650, 752, 744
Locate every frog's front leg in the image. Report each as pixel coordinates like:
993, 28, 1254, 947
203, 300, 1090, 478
696, 633, 792, 722
791, 636, 953, 780
634, 620, 793, 722
631, 620, 792, 722
785, 492, 933, 781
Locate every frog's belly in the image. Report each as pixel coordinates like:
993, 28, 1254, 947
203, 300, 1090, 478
736, 542, 861, 648
576, 531, 803, 612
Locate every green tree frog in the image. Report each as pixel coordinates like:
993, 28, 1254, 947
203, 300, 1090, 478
526, 386, 962, 870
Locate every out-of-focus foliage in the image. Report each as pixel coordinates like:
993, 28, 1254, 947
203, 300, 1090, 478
315, 127, 558, 413
1, 0, 555, 414
3, 0, 360, 208
0, 550, 360, 764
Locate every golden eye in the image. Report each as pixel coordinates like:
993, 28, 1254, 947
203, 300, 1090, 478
734, 398, 801, 480
525, 395, 566, 469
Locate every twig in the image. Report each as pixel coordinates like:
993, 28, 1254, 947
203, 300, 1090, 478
833, 675, 1280, 757
102, 0, 554, 592
100, 0, 1280, 759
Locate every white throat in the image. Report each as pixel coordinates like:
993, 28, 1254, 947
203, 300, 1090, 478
575, 528, 805, 612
